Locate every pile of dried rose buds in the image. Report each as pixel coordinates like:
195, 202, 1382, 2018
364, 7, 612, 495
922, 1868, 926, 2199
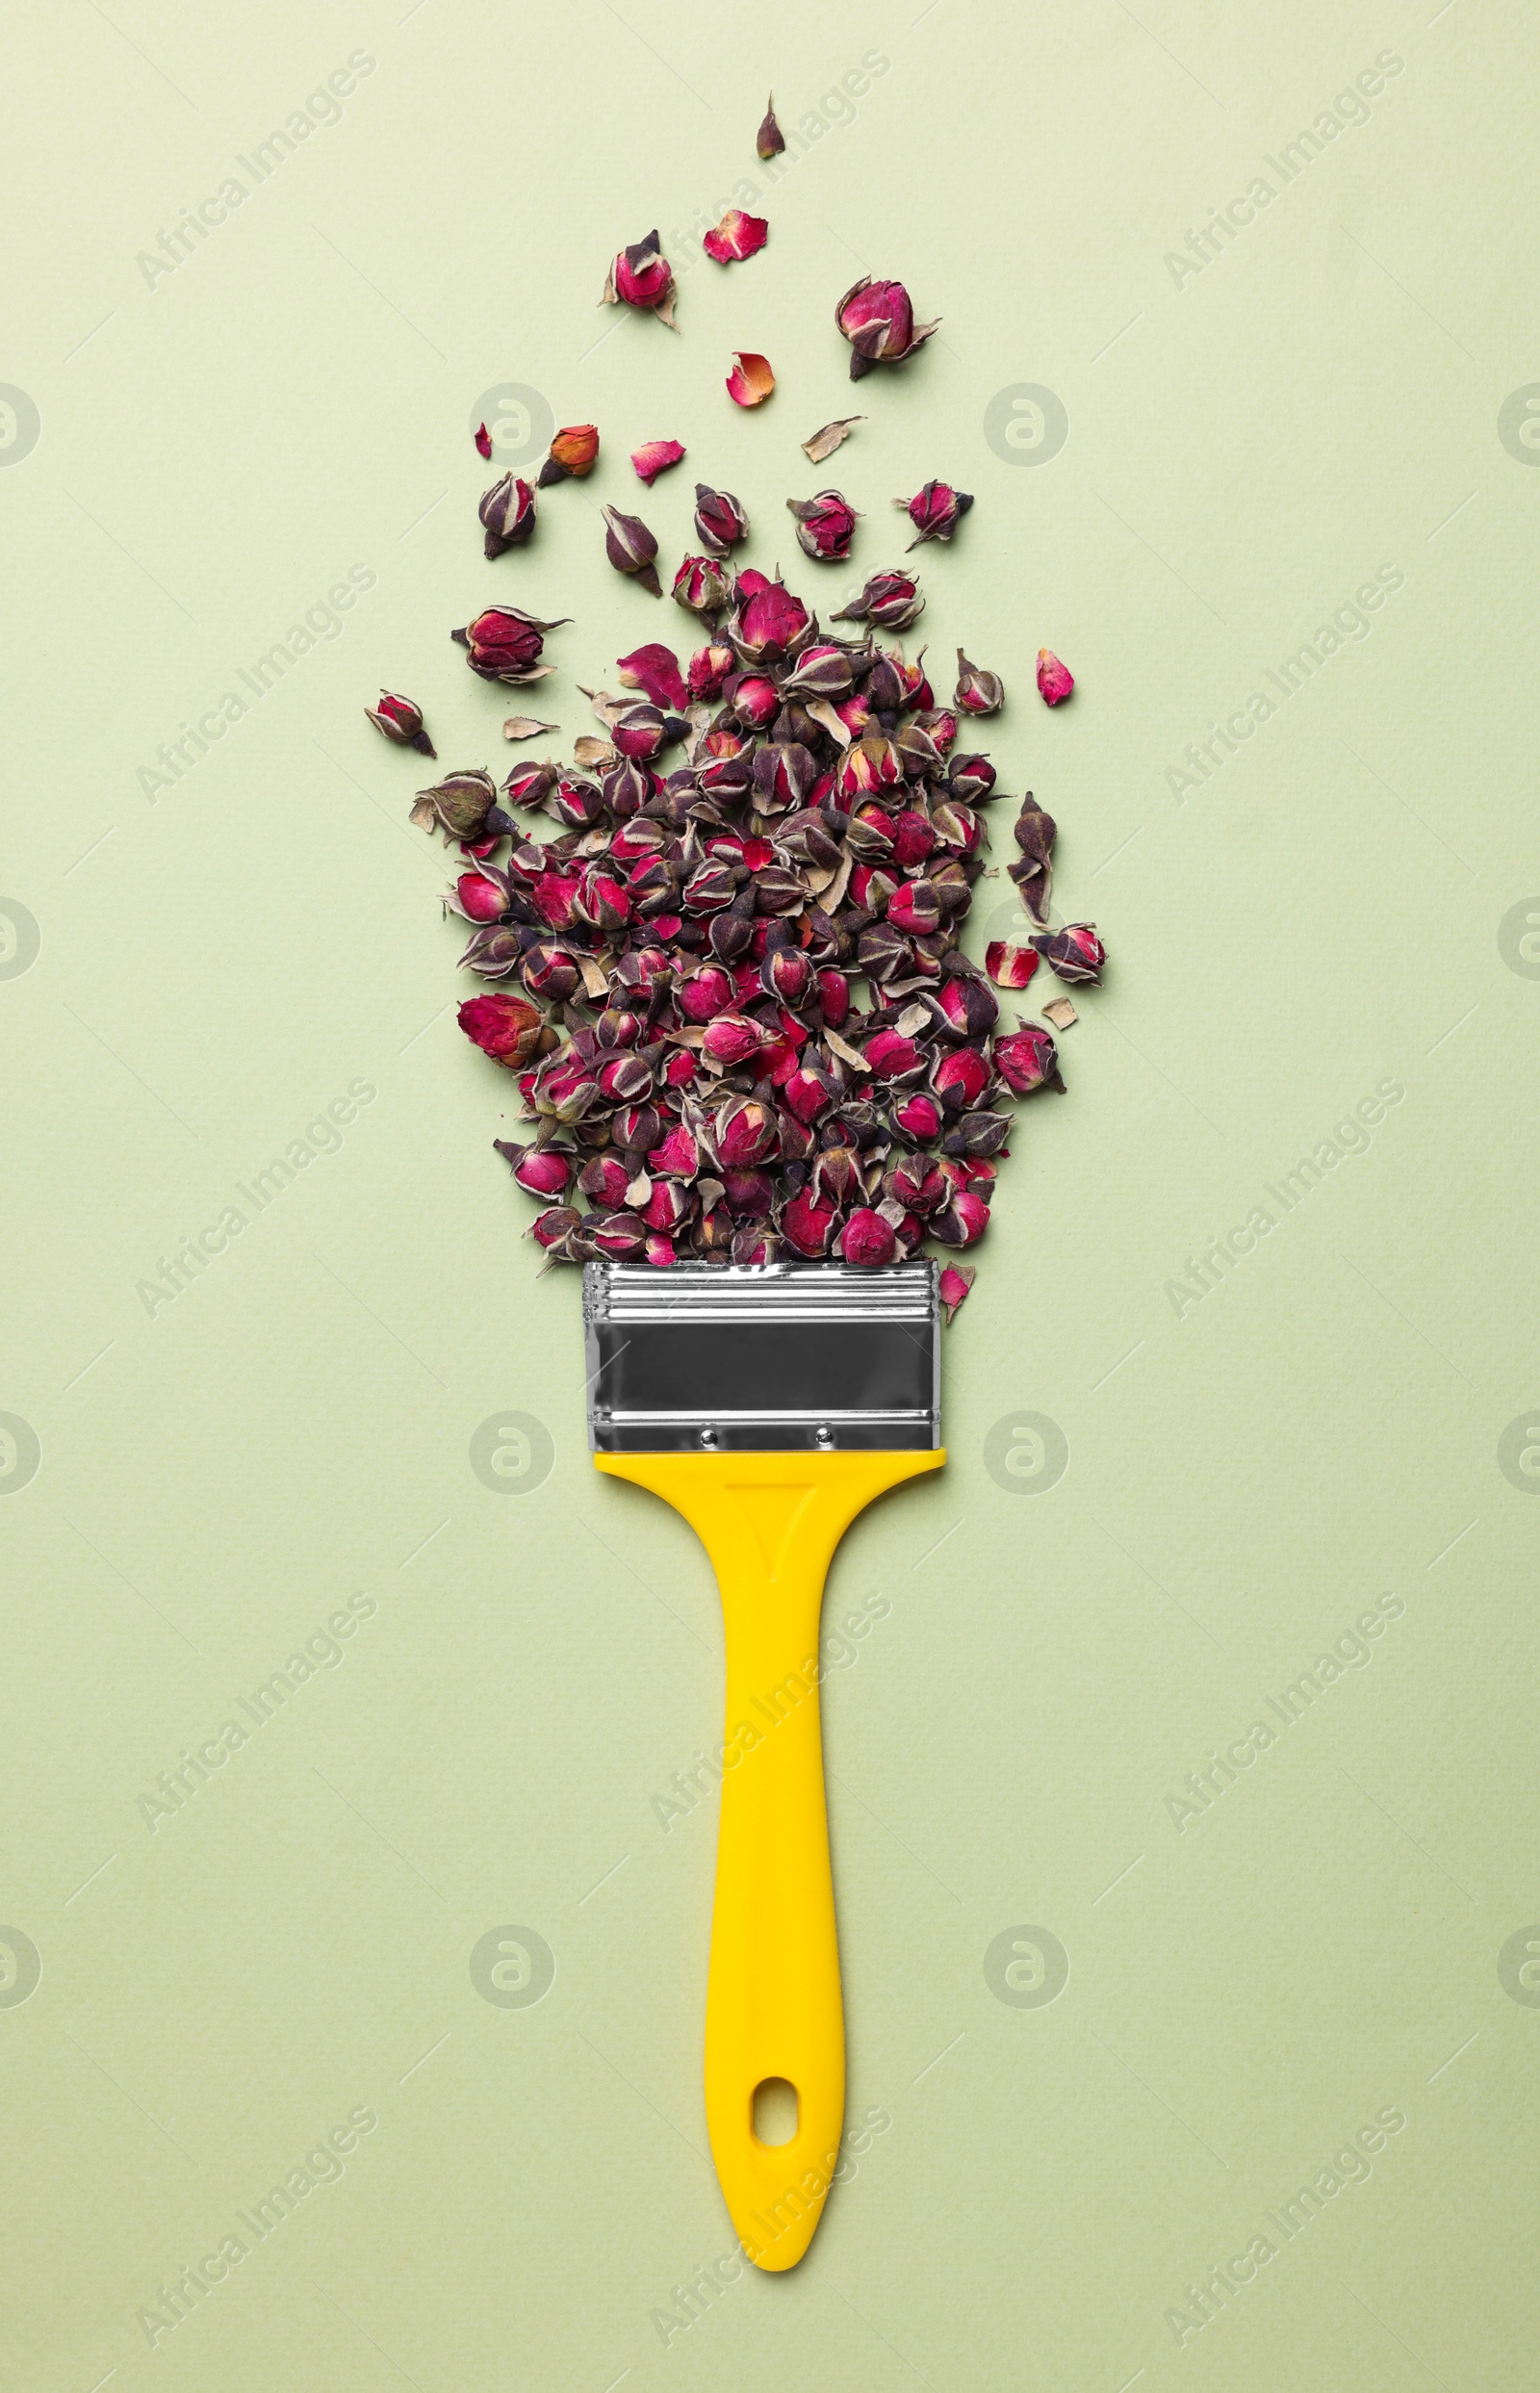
412, 559, 1104, 1301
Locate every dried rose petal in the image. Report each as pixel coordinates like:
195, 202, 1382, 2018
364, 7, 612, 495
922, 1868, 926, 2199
955, 652, 1004, 715
1037, 649, 1074, 706
603, 229, 677, 327
479, 474, 537, 558
616, 642, 687, 710
537, 424, 600, 487
474, 422, 492, 459
631, 439, 685, 486
367, 690, 434, 757
726, 350, 775, 407
834, 277, 940, 380
601, 505, 661, 598
1031, 922, 1104, 984
985, 940, 1040, 991
938, 1263, 975, 1324
802, 416, 864, 464
757, 93, 784, 158
704, 210, 769, 265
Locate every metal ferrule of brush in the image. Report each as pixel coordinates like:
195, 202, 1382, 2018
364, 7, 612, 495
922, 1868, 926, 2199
584, 1260, 941, 1454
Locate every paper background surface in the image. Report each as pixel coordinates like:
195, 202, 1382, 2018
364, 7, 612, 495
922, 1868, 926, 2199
3, 3, 1537, 2384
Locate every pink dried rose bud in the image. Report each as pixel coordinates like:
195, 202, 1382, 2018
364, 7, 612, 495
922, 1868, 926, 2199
578, 1155, 633, 1209
603, 229, 677, 326
985, 941, 1040, 991
731, 570, 810, 662
929, 974, 998, 1039
616, 642, 688, 710
782, 1190, 839, 1257
452, 605, 568, 684
701, 1012, 762, 1068
479, 474, 537, 558
929, 1189, 989, 1248
694, 484, 750, 554
521, 941, 580, 1000
891, 1090, 943, 1142
367, 690, 435, 756
954, 652, 1004, 715
451, 869, 507, 923
673, 553, 732, 616
787, 488, 859, 561
474, 422, 492, 459
644, 1231, 677, 1269
757, 93, 784, 159
834, 276, 940, 379
687, 640, 735, 699
839, 1207, 897, 1268
704, 209, 769, 264
537, 424, 600, 486
1031, 922, 1105, 984
602, 504, 661, 597
631, 438, 685, 486
938, 1263, 975, 1323
611, 702, 671, 759
496, 1142, 574, 1199
714, 1095, 779, 1168
458, 992, 550, 1068
897, 479, 973, 548
833, 571, 925, 630
993, 1024, 1058, 1095
1037, 648, 1074, 706
528, 1204, 580, 1253
726, 350, 775, 407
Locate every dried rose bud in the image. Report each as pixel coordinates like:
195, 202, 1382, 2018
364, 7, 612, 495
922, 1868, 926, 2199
890, 1091, 942, 1144
704, 209, 769, 264
757, 93, 784, 158
781, 643, 856, 701
916, 705, 958, 754
537, 424, 600, 486
450, 868, 508, 924
603, 229, 677, 325
954, 652, 1004, 716
726, 350, 775, 408
501, 759, 558, 811
930, 1190, 989, 1248
529, 1204, 580, 1253
715, 1095, 779, 1169
602, 504, 661, 598
453, 605, 568, 684
693, 485, 749, 556
674, 553, 732, 616
578, 1155, 633, 1209
731, 674, 781, 730
814, 967, 851, 1028
1037, 648, 1074, 707
833, 571, 925, 630
931, 1045, 990, 1112
929, 976, 998, 1040
458, 992, 548, 1068
760, 947, 812, 1007
782, 1061, 839, 1124
884, 880, 938, 937
787, 488, 859, 562
732, 571, 810, 664
474, 422, 492, 459
1031, 923, 1104, 985
631, 439, 685, 486
410, 767, 500, 842
947, 754, 996, 804
839, 1207, 898, 1268
643, 1179, 694, 1234
897, 480, 973, 548
479, 474, 537, 558
521, 941, 580, 1001
938, 1263, 975, 1323
687, 641, 735, 700
721, 1169, 777, 1219
985, 941, 1040, 991
676, 963, 735, 1022
783, 1190, 839, 1257
862, 1028, 924, 1084
834, 277, 940, 379
615, 642, 687, 711
368, 689, 435, 757
499, 1143, 574, 1199
702, 1012, 762, 1068
994, 1024, 1057, 1096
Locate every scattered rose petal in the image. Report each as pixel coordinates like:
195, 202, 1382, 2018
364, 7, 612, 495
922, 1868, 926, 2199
601, 504, 662, 597
704, 208, 769, 264
985, 940, 1040, 990
602, 229, 677, 327
938, 1264, 975, 1324
537, 424, 600, 487
1037, 648, 1074, 706
501, 716, 559, 740
631, 438, 685, 486
616, 642, 688, 709
474, 422, 492, 459
898, 479, 972, 548
726, 350, 775, 407
834, 277, 940, 380
1042, 996, 1078, 1029
367, 690, 435, 757
802, 416, 864, 464
757, 93, 784, 158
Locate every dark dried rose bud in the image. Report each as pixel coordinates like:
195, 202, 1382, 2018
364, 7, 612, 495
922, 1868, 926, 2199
839, 1206, 897, 1268
756, 92, 785, 158
994, 1024, 1058, 1096
410, 768, 499, 843
753, 739, 818, 810
602, 504, 661, 597
731, 570, 811, 663
783, 1190, 839, 1256
453, 605, 568, 684
787, 489, 859, 562
578, 1155, 633, 1209
931, 800, 982, 857
688, 641, 735, 700
929, 1190, 989, 1248
857, 922, 911, 985
479, 474, 537, 558
781, 642, 856, 701
836, 733, 904, 801
368, 689, 435, 756
834, 277, 940, 379
603, 229, 677, 326
694, 485, 750, 554
722, 1167, 777, 1217
643, 1178, 695, 1234
1031, 923, 1105, 985
1037, 649, 1074, 707
674, 553, 732, 616
610, 702, 668, 760
885, 1153, 946, 1215
811, 1145, 860, 1205
833, 571, 925, 630
947, 754, 996, 803
529, 1204, 580, 1253
897, 480, 973, 548
752, 865, 806, 916
537, 424, 600, 486
517, 940, 579, 1001
954, 651, 1004, 715
683, 862, 739, 917
587, 1209, 650, 1262
928, 974, 998, 1040
458, 992, 548, 1068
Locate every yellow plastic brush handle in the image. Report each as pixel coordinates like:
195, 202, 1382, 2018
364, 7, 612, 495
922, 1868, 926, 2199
595, 1447, 943, 2270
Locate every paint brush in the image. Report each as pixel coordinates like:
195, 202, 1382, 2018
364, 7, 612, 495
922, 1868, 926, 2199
585, 1257, 943, 2270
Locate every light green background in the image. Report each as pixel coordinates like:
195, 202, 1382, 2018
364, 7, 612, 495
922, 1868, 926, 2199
3, 2, 1537, 2385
